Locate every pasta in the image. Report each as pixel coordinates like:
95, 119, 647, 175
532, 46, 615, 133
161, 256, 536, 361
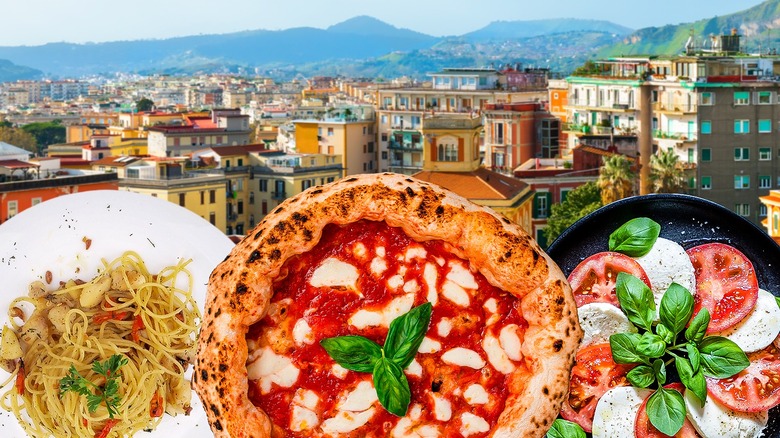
0, 251, 200, 438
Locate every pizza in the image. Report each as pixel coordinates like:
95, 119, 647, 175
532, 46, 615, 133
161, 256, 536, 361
193, 173, 582, 437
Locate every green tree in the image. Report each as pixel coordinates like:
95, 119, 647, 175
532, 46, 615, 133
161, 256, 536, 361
598, 154, 636, 205
0, 126, 37, 154
21, 121, 65, 155
135, 98, 154, 112
571, 60, 603, 76
650, 148, 687, 193
544, 182, 603, 245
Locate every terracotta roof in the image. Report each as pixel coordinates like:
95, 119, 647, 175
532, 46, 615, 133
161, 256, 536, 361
205, 144, 272, 157
413, 168, 528, 200
91, 156, 141, 167
0, 159, 39, 169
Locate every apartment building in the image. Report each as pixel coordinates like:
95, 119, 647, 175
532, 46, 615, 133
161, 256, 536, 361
482, 102, 559, 172
293, 109, 376, 175
147, 109, 250, 157
376, 67, 548, 175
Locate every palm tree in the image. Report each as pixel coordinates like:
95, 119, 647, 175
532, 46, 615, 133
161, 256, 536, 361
650, 148, 687, 193
598, 154, 636, 205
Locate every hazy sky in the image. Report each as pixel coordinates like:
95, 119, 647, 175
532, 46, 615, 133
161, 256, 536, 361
1, 0, 767, 46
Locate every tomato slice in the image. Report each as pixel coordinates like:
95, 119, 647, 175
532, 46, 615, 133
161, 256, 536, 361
560, 343, 636, 432
707, 334, 780, 412
635, 383, 699, 437
568, 251, 652, 307
687, 243, 758, 333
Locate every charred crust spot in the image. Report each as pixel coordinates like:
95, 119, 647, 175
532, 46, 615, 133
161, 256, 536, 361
291, 212, 309, 224
200, 370, 209, 381
344, 177, 358, 183
267, 236, 280, 244
214, 420, 223, 431
501, 216, 511, 224
542, 386, 549, 395
235, 284, 248, 295
435, 205, 444, 216
405, 178, 414, 183
219, 364, 228, 372
553, 339, 563, 352
209, 403, 221, 418
247, 250, 261, 263
504, 250, 512, 259
207, 332, 214, 343
405, 186, 415, 197
269, 249, 282, 261
303, 228, 313, 241
555, 296, 564, 305
215, 308, 222, 317
532, 250, 540, 263
431, 377, 443, 392
310, 189, 323, 195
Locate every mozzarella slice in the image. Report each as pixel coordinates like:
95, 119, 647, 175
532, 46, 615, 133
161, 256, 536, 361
499, 324, 523, 361
591, 386, 652, 437
441, 347, 486, 369
717, 289, 780, 353
349, 292, 415, 329
684, 389, 767, 438
460, 412, 490, 437
309, 257, 361, 290
339, 380, 378, 412
446, 261, 478, 289
464, 384, 490, 405
246, 346, 300, 394
578, 302, 637, 348
423, 263, 439, 306
292, 318, 314, 345
633, 237, 695, 312
431, 393, 452, 421
441, 280, 470, 307
482, 333, 516, 374
320, 408, 376, 434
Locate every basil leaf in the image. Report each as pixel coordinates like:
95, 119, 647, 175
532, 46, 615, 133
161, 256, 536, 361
776, 296, 780, 310
677, 356, 707, 407
546, 418, 586, 438
659, 283, 694, 336
646, 387, 686, 436
373, 357, 411, 417
686, 343, 701, 372
608, 217, 661, 257
637, 333, 667, 359
698, 336, 750, 379
627, 365, 656, 388
656, 323, 674, 344
653, 358, 667, 385
610, 332, 645, 364
616, 272, 656, 332
384, 302, 433, 369
320, 335, 382, 373
685, 308, 710, 344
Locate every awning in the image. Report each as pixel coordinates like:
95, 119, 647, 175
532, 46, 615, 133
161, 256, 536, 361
0, 159, 39, 169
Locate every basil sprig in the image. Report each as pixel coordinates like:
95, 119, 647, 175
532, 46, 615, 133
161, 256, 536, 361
609, 273, 750, 435
546, 418, 586, 438
320, 302, 432, 417
608, 217, 661, 257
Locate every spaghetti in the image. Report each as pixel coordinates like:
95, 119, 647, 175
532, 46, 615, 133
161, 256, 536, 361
0, 251, 200, 438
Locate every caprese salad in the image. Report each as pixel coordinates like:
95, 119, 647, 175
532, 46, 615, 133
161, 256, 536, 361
546, 217, 780, 438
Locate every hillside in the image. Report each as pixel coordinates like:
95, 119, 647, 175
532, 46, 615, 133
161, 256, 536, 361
0, 59, 42, 82
463, 18, 632, 41
600, 0, 780, 57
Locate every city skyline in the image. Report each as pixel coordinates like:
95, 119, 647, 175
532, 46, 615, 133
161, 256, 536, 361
1, 0, 766, 47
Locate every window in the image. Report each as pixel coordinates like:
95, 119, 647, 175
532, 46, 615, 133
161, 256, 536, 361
7, 200, 18, 219
758, 91, 773, 104
701, 148, 712, 162
760, 148, 772, 160
560, 189, 571, 202
735, 204, 751, 217
734, 120, 750, 134
759, 119, 772, 133
534, 192, 551, 219
701, 176, 712, 189
200, 191, 205, 205
209, 190, 216, 203
700, 120, 711, 134
437, 142, 459, 162
700, 92, 714, 105
259, 179, 268, 192
302, 180, 312, 191
209, 212, 216, 226
327, 127, 334, 136
760, 175, 772, 189
178, 193, 185, 207
760, 204, 768, 217
31, 198, 41, 207
734, 175, 750, 189
734, 91, 750, 105
734, 147, 750, 161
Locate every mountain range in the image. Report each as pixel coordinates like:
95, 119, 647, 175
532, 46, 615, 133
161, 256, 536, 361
0, 1, 777, 82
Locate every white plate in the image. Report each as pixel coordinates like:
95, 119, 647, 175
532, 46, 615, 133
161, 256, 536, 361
0, 190, 234, 437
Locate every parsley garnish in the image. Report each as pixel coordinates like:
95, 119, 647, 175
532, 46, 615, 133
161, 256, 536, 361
59, 354, 128, 418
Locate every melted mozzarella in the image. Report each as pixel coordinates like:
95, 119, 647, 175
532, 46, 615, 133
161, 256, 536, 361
419, 336, 442, 354
370, 256, 388, 277
404, 358, 423, 377
405, 245, 428, 262
339, 380, 378, 412
684, 389, 767, 438
446, 261, 478, 289
309, 257, 360, 291
717, 289, 780, 353
423, 263, 439, 306
441, 280, 470, 307
633, 237, 695, 312
591, 386, 652, 438
290, 389, 320, 432
578, 302, 637, 348
387, 274, 405, 290
403, 279, 420, 294
441, 347, 486, 369
292, 318, 314, 345
437, 318, 453, 337
331, 364, 348, 379
246, 346, 300, 394
320, 408, 376, 434
293, 388, 319, 410
482, 333, 516, 374
431, 393, 452, 421
349, 293, 415, 329
392, 405, 438, 438
352, 242, 368, 259
460, 412, 490, 437
498, 324, 523, 362
464, 384, 489, 405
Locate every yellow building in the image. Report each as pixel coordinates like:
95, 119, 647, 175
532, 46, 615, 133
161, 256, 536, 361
760, 190, 780, 245
413, 115, 534, 230
294, 114, 376, 176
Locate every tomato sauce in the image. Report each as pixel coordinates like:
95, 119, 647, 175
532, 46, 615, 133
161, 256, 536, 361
247, 220, 527, 437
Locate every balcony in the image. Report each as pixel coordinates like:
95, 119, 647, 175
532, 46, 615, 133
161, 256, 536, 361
653, 102, 697, 114
271, 191, 286, 200
653, 130, 697, 142
388, 141, 423, 151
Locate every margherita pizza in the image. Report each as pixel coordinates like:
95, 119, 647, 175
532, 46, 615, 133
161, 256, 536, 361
194, 173, 582, 437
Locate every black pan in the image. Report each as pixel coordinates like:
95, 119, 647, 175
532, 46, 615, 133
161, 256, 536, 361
546, 193, 780, 436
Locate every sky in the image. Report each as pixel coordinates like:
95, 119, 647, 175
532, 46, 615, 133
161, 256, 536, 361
0, 0, 768, 47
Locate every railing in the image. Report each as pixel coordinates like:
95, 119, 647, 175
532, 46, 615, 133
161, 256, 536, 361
388, 141, 423, 151
271, 191, 286, 200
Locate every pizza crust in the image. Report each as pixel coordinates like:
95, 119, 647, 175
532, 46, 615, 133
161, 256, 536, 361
193, 173, 582, 437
